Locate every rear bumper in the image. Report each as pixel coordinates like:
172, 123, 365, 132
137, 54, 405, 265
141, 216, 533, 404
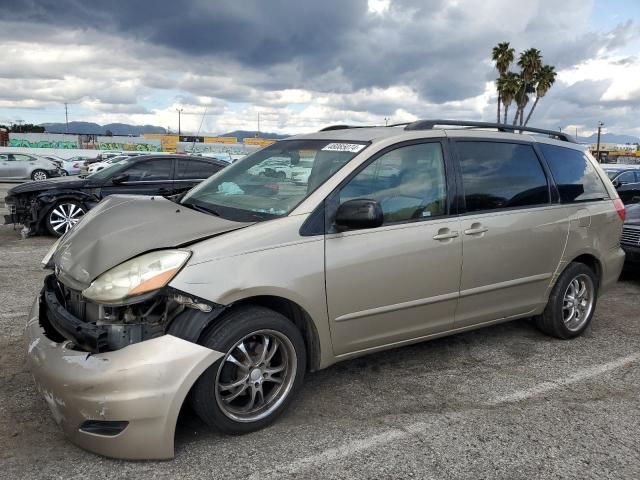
25, 294, 224, 459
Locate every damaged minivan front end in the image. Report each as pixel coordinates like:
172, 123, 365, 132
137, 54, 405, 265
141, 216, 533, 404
25, 195, 250, 459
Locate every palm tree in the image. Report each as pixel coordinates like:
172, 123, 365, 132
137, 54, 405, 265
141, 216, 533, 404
515, 48, 542, 125
492, 42, 515, 123
498, 72, 520, 124
523, 64, 557, 126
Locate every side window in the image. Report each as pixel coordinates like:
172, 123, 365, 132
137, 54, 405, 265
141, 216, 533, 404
13, 154, 32, 162
617, 171, 636, 185
457, 142, 549, 212
177, 159, 221, 180
538, 144, 609, 203
339, 143, 447, 224
123, 159, 172, 181
0, 154, 8, 161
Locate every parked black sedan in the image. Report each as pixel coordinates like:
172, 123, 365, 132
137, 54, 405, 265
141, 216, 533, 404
4, 154, 227, 237
603, 166, 640, 204
621, 203, 640, 268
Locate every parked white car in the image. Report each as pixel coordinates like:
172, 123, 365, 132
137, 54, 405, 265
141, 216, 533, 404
43, 155, 82, 176
87, 152, 146, 175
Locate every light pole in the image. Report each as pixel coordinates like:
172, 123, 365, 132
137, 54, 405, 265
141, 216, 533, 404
595, 121, 604, 163
384, 117, 390, 126
176, 108, 183, 137
64, 103, 69, 134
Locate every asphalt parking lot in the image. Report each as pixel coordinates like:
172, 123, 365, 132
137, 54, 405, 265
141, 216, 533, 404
1, 190, 640, 479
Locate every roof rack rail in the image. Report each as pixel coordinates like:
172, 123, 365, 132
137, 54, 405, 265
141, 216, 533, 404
404, 119, 577, 143
319, 125, 371, 131
319, 123, 411, 132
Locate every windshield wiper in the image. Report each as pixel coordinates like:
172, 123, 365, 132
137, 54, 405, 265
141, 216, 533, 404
183, 202, 221, 217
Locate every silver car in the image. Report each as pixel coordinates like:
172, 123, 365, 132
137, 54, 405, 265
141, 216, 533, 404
26, 120, 625, 460
0, 152, 61, 180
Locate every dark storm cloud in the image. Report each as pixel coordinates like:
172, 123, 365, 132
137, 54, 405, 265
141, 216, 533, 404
6, 0, 637, 106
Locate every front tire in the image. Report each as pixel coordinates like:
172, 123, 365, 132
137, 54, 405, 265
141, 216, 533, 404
190, 306, 306, 434
31, 169, 48, 181
536, 262, 598, 339
45, 200, 86, 237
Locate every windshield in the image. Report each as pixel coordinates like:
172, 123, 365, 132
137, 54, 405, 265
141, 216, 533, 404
87, 158, 134, 180
181, 139, 368, 221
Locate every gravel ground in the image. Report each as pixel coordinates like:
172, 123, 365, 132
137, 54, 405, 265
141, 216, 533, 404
1, 210, 639, 479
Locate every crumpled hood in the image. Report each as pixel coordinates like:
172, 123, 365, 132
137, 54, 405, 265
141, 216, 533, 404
53, 195, 250, 289
8, 176, 91, 195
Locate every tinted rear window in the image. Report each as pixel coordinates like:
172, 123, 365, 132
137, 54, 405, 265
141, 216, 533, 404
538, 144, 609, 203
457, 141, 550, 213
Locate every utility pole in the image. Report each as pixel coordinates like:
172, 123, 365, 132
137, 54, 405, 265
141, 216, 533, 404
384, 117, 389, 126
595, 121, 604, 163
176, 108, 183, 137
257, 112, 261, 137
64, 103, 69, 134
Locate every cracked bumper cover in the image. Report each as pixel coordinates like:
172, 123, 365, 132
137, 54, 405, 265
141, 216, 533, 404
24, 296, 224, 460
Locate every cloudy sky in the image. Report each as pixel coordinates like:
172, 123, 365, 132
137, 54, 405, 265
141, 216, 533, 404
0, 0, 639, 137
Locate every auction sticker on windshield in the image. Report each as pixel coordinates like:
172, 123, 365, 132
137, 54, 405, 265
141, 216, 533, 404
321, 143, 367, 153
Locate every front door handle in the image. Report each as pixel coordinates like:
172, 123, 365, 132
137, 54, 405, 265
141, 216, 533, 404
433, 228, 459, 241
464, 223, 488, 236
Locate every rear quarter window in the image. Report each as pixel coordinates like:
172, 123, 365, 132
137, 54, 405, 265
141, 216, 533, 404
538, 144, 609, 203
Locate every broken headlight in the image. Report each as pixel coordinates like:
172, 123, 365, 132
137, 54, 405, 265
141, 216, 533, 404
82, 250, 191, 304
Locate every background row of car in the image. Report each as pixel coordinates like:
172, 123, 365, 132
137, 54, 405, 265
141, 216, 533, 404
4, 154, 228, 236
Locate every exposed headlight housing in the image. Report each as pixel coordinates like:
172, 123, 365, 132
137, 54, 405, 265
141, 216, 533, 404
82, 250, 191, 304
41, 237, 62, 268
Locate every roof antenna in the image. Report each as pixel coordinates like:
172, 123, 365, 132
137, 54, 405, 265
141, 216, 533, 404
191, 106, 208, 153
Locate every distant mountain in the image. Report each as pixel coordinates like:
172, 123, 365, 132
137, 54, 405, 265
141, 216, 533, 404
577, 133, 640, 144
221, 130, 290, 141
41, 121, 166, 135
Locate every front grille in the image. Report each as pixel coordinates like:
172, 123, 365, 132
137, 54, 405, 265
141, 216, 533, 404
7, 203, 16, 215
621, 227, 640, 246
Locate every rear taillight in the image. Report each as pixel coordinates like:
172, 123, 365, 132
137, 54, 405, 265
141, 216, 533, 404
613, 198, 625, 221
73, 163, 80, 168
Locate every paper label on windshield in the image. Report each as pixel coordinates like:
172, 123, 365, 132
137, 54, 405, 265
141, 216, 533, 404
321, 143, 366, 153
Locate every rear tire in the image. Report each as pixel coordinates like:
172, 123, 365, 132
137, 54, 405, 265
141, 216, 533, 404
31, 170, 48, 181
535, 262, 598, 339
190, 306, 306, 434
60, 170, 69, 176
45, 200, 86, 237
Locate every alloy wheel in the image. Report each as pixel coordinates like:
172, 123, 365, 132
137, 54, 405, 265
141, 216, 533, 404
32, 171, 47, 181
48, 203, 85, 234
562, 274, 595, 332
215, 329, 297, 422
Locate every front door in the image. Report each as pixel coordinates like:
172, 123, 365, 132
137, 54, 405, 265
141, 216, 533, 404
100, 158, 175, 198
452, 140, 569, 328
325, 141, 462, 356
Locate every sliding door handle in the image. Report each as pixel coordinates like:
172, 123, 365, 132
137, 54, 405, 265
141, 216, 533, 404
464, 223, 488, 236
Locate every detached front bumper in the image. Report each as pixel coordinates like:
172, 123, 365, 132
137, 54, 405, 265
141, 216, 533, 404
25, 295, 224, 460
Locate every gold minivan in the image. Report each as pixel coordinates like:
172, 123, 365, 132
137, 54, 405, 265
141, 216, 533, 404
27, 121, 625, 459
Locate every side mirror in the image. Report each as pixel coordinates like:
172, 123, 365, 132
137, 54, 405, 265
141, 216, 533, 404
335, 199, 383, 230
612, 180, 620, 188
111, 173, 129, 184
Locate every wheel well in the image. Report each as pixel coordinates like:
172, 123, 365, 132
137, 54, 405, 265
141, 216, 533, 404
570, 254, 602, 284
231, 296, 321, 372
